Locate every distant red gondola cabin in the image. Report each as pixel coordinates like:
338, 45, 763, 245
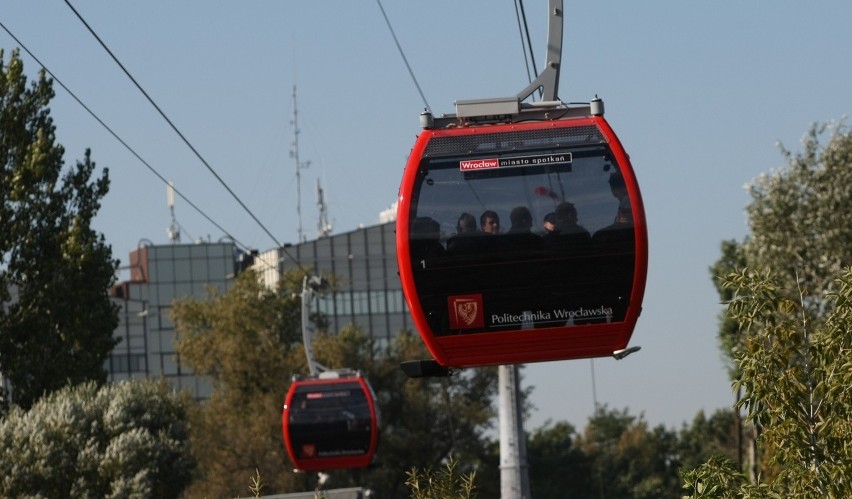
396, 114, 647, 367
282, 372, 380, 472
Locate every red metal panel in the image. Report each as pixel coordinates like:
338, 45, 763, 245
281, 375, 380, 472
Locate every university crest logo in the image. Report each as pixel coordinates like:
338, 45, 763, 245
448, 294, 485, 329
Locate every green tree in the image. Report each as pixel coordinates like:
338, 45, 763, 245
406, 456, 477, 499
0, 49, 118, 410
526, 420, 591, 498
172, 270, 305, 498
683, 269, 852, 497
575, 406, 681, 499
741, 121, 852, 305
709, 240, 753, 474
676, 409, 739, 472
0, 379, 195, 498
710, 120, 852, 477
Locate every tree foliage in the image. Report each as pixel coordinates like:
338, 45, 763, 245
676, 409, 739, 472
406, 456, 477, 499
741, 121, 852, 307
711, 120, 852, 369
0, 379, 194, 498
574, 406, 682, 498
684, 269, 852, 497
0, 49, 118, 410
172, 270, 305, 498
526, 420, 590, 498
709, 120, 852, 477
709, 240, 749, 378
520, 406, 739, 499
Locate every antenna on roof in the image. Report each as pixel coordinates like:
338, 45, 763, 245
317, 179, 332, 238
167, 181, 181, 244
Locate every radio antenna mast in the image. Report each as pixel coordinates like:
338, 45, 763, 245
290, 85, 311, 242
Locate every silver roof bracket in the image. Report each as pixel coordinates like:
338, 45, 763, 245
515, 0, 563, 103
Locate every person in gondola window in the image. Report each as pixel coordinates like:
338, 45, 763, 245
410, 217, 445, 262
480, 210, 501, 234
447, 212, 484, 254
505, 206, 545, 250
542, 212, 557, 234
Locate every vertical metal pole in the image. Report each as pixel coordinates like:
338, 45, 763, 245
499, 364, 531, 499
500, 310, 531, 498
590, 358, 599, 410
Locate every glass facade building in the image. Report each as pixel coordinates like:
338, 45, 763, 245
256, 221, 410, 346
106, 221, 408, 397
108, 242, 237, 399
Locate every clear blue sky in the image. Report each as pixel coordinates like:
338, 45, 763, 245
4, 1, 852, 433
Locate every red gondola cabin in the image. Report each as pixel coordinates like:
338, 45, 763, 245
396, 113, 647, 368
282, 372, 380, 472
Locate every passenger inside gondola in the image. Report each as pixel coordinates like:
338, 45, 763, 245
542, 212, 557, 234
593, 205, 633, 243
593, 203, 635, 321
410, 217, 444, 264
480, 210, 501, 235
446, 212, 485, 254
504, 206, 544, 248
543, 201, 592, 253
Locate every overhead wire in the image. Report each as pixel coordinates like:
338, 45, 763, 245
515, 0, 542, 100
516, 0, 539, 77
375, 0, 431, 114
0, 20, 231, 245
377, 0, 541, 112
63, 0, 283, 249
0, 20, 286, 276
514, 0, 536, 85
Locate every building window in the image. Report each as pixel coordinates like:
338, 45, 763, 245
109, 353, 147, 373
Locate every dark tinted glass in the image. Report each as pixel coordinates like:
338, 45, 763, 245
288, 381, 373, 458
409, 136, 635, 335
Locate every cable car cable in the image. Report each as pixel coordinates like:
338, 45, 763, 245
0, 20, 286, 278
0, 21, 229, 248
517, 0, 538, 80
515, 0, 543, 101
61, 1, 313, 275
63, 0, 284, 251
374, 0, 431, 114
513, 0, 536, 86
